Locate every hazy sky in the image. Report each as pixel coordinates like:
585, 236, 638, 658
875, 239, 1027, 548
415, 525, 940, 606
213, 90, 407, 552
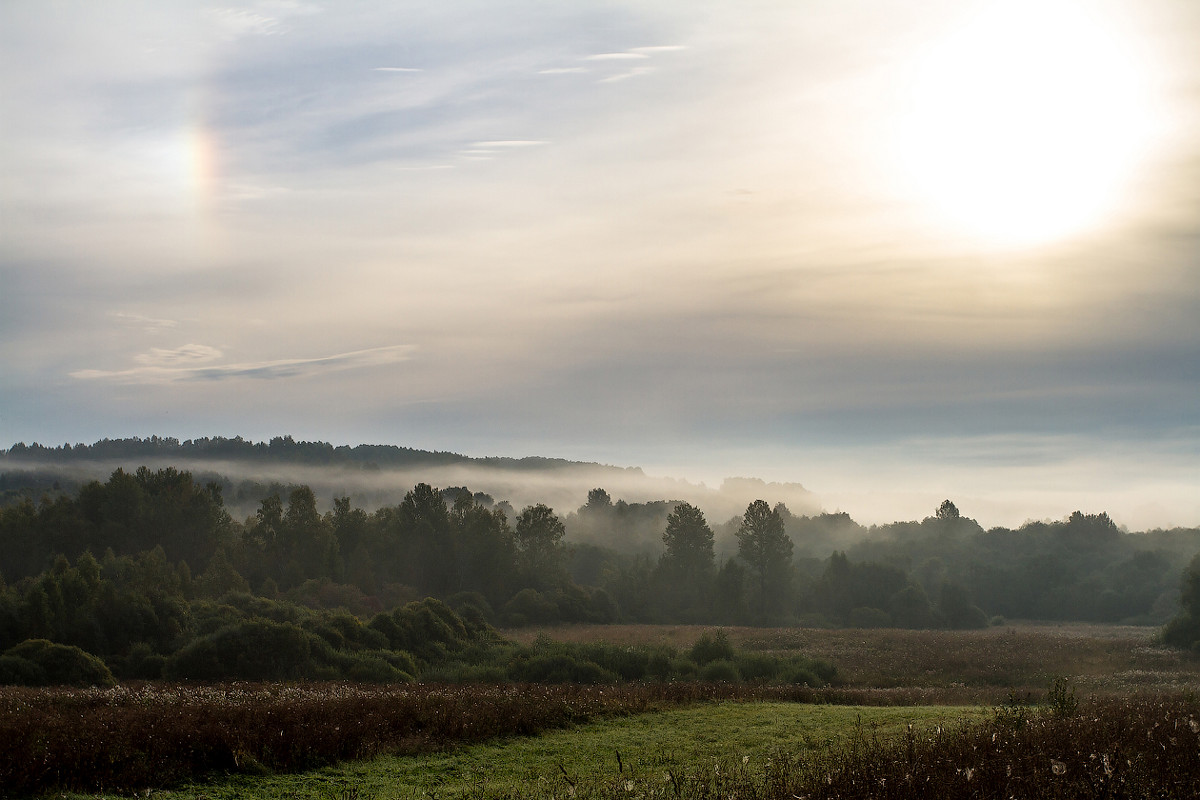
2, 0, 1198, 529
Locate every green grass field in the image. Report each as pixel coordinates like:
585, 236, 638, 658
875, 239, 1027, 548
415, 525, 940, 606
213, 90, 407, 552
126, 703, 985, 800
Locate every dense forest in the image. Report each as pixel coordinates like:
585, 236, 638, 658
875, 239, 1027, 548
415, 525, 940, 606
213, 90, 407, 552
2, 437, 1199, 684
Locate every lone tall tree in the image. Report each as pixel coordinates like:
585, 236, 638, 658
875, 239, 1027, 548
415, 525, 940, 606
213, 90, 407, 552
662, 502, 714, 575
515, 504, 567, 590
935, 499, 960, 521
736, 500, 793, 623
658, 502, 715, 620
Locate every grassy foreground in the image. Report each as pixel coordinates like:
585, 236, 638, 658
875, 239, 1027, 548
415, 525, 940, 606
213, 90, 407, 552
68, 703, 988, 800
10, 624, 1200, 798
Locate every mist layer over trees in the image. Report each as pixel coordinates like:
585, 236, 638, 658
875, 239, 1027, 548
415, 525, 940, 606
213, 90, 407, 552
0, 436, 818, 528
2, 437, 1199, 684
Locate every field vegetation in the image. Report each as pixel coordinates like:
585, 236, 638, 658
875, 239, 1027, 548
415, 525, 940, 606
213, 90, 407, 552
5, 623, 1200, 798
507, 623, 1200, 693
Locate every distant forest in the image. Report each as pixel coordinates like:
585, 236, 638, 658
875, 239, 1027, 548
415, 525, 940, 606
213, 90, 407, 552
2, 435, 640, 474
2, 436, 1200, 683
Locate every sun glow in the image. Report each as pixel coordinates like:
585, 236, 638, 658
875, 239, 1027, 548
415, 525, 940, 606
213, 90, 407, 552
897, 0, 1160, 248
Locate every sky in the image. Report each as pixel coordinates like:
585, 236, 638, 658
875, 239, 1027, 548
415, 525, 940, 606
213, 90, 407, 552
2, 0, 1198, 530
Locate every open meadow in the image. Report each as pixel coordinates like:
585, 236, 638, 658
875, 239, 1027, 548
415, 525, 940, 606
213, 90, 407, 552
7, 623, 1200, 799
505, 622, 1200, 694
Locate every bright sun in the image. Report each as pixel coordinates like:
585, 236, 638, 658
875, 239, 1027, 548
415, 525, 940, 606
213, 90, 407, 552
897, 0, 1159, 248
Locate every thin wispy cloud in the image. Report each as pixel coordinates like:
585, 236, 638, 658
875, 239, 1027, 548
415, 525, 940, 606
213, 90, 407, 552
585, 52, 650, 61
134, 344, 222, 367
113, 313, 178, 335
631, 45, 687, 54
373, 67, 423, 72
471, 140, 548, 148
207, 1, 320, 40
538, 67, 587, 75
598, 67, 654, 84
208, 9, 281, 39
70, 345, 415, 384
583, 46, 681, 83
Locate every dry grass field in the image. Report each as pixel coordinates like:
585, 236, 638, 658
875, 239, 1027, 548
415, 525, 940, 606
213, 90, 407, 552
502, 622, 1200, 693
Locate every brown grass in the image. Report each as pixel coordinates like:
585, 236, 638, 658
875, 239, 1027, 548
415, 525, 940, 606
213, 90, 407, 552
503, 622, 1200, 692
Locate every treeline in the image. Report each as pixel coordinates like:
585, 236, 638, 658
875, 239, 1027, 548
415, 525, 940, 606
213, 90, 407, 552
2, 467, 1196, 640
0, 513, 834, 687
571, 493, 1198, 629
1, 435, 639, 474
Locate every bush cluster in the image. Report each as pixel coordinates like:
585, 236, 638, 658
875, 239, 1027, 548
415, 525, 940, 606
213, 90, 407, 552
420, 630, 836, 687
0, 639, 115, 688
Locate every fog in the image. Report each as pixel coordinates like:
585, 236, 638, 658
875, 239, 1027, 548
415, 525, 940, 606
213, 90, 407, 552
1, 456, 819, 535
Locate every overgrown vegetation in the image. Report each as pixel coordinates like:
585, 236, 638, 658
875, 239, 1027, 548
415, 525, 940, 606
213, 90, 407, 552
0, 682, 911, 796
10, 685, 1198, 799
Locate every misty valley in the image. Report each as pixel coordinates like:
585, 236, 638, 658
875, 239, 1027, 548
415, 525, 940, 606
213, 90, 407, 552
3, 437, 1200, 798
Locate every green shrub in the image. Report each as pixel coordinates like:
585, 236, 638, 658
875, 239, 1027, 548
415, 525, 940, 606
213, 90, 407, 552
0, 654, 45, 685
670, 657, 699, 679
699, 659, 741, 682
313, 623, 347, 651
501, 589, 559, 626
569, 660, 617, 685
1046, 677, 1078, 717
802, 656, 838, 684
736, 652, 779, 681
327, 613, 389, 651
690, 630, 735, 665
165, 620, 325, 681
119, 642, 166, 680
369, 598, 479, 663
581, 642, 649, 681
646, 651, 674, 680
779, 664, 821, 686
4, 639, 115, 687
510, 652, 618, 684
344, 654, 413, 683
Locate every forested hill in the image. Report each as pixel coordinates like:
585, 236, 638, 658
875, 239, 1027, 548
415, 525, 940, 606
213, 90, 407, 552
0, 437, 824, 535
1, 436, 642, 475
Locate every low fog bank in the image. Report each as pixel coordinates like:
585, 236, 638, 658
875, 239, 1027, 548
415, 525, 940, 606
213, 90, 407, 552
0, 456, 820, 538
6, 435, 1197, 539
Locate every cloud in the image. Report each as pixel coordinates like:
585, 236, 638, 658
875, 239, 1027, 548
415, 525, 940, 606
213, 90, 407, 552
471, 140, 548, 148
70, 345, 415, 384
598, 67, 654, 84
538, 67, 587, 75
208, 9, 282, 39
585, 52, 651, 61
134, 344, 223, 367
374, 67, 423, 72
113, 312, 178, 335
631, 45, 687, 54
207, 2, 320, 40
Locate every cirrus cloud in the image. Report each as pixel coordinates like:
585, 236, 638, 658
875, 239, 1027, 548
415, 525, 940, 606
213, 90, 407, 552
71, 344, 415, 384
